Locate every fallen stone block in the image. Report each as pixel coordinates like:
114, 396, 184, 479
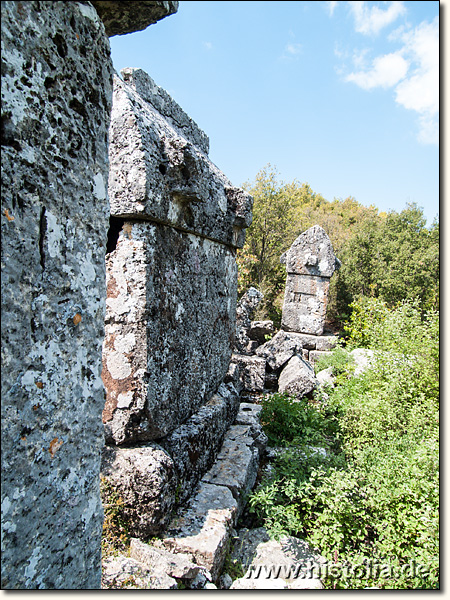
248, 320, 275, 344
101, 556, 178, 589
129, 538, 203, 580
159, 382, 240, 504
234, 403, 268, 454
350, 348, 374, 376
230, 354, 266, 392
278, 355, 317, 398
255, 330, 303, 371
101, 444, 177, 538
162, 482, 238, 581
202, 425, 260, 509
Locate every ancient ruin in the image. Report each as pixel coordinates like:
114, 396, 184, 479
280, 225, 340, 336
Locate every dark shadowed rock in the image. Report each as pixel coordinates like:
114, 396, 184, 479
92, 1, 179, 37
255, 330, 304, 371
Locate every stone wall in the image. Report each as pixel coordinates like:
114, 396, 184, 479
102, 69, 252, 446
1, 1, 178, 589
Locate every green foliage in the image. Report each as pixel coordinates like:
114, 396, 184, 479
248, 300, 439, 589
100, 477, 130, 558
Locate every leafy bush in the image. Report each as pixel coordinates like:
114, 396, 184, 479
249, 300, 439, 589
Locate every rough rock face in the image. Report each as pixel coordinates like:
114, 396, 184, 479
1, 1, 112, 589
101, 444, 177, 538
102, 70, 252, 444
1, 0, 181, 590
281, 226, 339, 336
278, 355, 317, 398
92, 1, 179, 37
234, 287, 264, 354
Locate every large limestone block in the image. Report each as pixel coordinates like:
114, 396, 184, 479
280, 225, 339, 277
102, 221, 238, 443
230, 527, 326, 589
202, 425, 260, 508
92, 1, 179, 37
101, 444, 177, 538
102, 556, 178, 589
159, 383, 241, 503
162, 483, 238, 581
1, 1, 112, 589
129, 538, 204, 580
278, 355, 317, 398
280, 226, 339, 336
281, 274, 330, 336
108, 70, 253, 248
230, 354, 266, 392
256, 330, 304, 371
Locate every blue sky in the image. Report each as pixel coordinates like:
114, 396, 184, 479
109, 1, 440, 226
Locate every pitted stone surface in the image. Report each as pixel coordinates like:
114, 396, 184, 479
108, 71, 253, 248
102, 556, 178, 589
162, 483, 238, 581
278, 355, 317, 398
102, 221, 239, 444
129, 538, 203, 580
158, 383, 241, 503
92, 1, 179, 37
101, 444, 177, 538
281, 226, 339, 336
255, 330, 304, 371
1, 1, 112, 589
230, 354, 266, 392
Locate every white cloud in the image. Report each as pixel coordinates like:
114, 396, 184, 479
203, 41, 213, 50
348, 1, 406, 35
346, 51, 408, 89
343, 16, 439, 145
327, 1, 339, 17
285, 42, 303, 56
394, 17, 439, 144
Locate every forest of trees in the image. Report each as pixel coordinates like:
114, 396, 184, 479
237, 165, 439, 330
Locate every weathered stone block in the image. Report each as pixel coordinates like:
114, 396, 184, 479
280, 226, 339, 336
92, 1, 179, 37
102, 221, 238, 443
278, 356, 317, 398
202, 425, 260, 508
159, 383, 241, 503
129, 538, 203, 580
102, 556, 178, 589
255, 330, 304, 371
1, 1, 112, 589
108, 70, 252, 248
162, 483, 238, 581
248, 320, 275, 344
230, 354, 266, 392
101, 444, 177, 538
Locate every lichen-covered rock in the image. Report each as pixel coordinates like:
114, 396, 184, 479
230, 354, 266, 392
234, 287, 264, 354
108, 70, 252, 248
159, 383, 241, 503
92, 1, 179, 37
281, 226, 339, 336
101, 444, 177, 538
278, 355, 317, 398
248, 320, 275, 344
162, 483, 238, 581
202, 425, 260, 510
1, 1, 112, 589
129, 538, 204, 580
230, 527, 326, 589
255, 330, 304, 371
101, 556, 178, 589
102, 221, 239, 444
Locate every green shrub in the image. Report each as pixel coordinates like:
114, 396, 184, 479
248, 299, 439, 589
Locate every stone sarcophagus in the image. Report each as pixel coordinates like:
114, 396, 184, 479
102, 69, 253, 445
280, 225, 339, 336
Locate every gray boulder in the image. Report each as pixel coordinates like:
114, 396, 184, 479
255, 330, 303, 371
101, 444, 177, 538
230, 354, 266, 392
278, 355, 317, 398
